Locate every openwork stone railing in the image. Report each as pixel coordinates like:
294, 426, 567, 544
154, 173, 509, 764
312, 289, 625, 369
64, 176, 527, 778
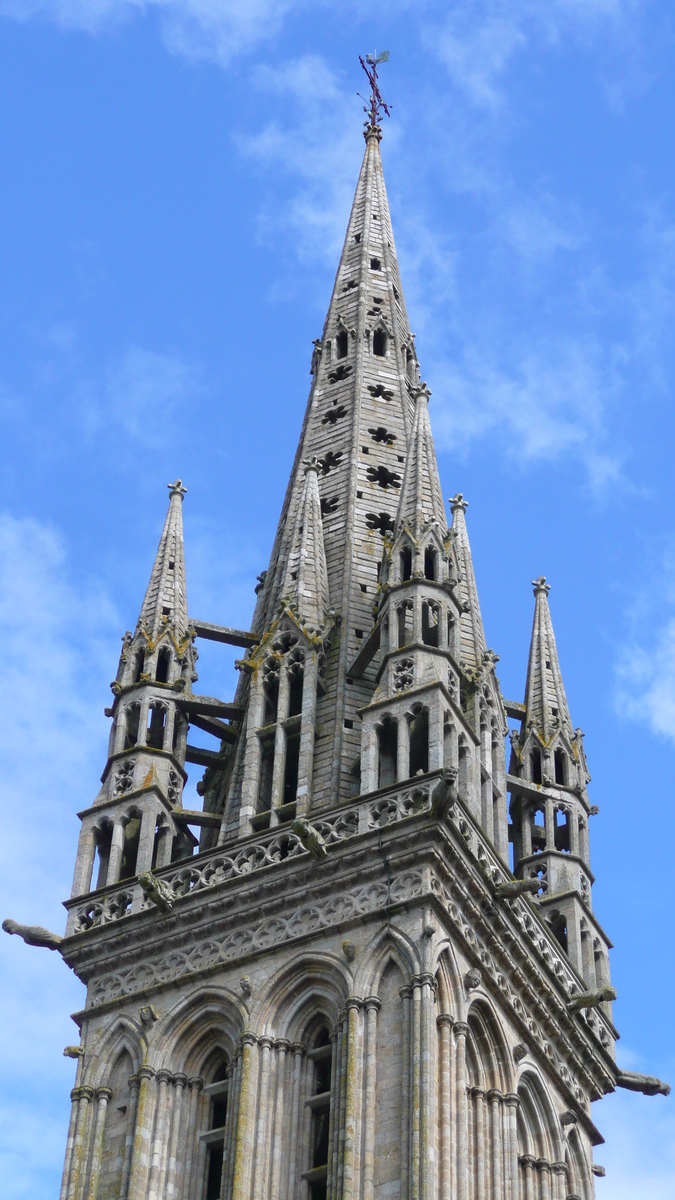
66, 780, 437, 935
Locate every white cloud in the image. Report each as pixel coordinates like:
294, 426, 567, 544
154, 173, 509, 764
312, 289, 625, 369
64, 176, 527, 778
0, 514, 118, 1198
104, 345, 203, 446
0, 0, 305, 62
596, 1087, 675, 1199
616, 615, 675, 743
425, 0, 646, 109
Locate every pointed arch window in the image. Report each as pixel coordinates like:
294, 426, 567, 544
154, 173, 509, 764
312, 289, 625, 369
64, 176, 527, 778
554, 747, 566, 784
422, 600, 439, 647
335, 330, 348, 359
156, 646, 172, 683
124, 703, 141, 749
378, 716, 397, 788
554, 805, 571, 852
530, 748, 542, 784
93, 821, 113, 889
147, 703, 166, 749
133, 649, 145, 683
400, 546, 412, 581
303, 1026, 333, 1200
424, 546, 437, 580
409, 707, 429, 776
119, 812, 141, 880
372, 328, 387, 357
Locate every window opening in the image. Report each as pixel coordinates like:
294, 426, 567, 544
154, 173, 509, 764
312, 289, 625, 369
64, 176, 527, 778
93, 823, 113, 890
378, 717, 397, 788
555, 806, 570, 852
155, 647, 171, 684
288, 663, 304, 717
321, 496, 339, 517
306, 1028, 332, 1200
367, 382, 394, 401
354, 232, 361, 243
530, 748, 542, 784
283, 734, 300, 806
124, 703, 140, 750
147, 705, 166, 750
397, 603, 412, 648
547, 910, 568, 954
366, 464, 400, 489
204, 1064, 229, 1200
422, 601, 439, 648
554, 748, 566, 785
368, 425, 396, 445
322, 404, 347, 426
372, 329, 386, 357
119, 817, 141, 881
409, 709, 429, 776
263, 662, 279, 725
162, 606, 171, 617
370, 257, 381, 270
365, 511, 394, 536
258, 739, 274, 813
400, 546, 412, 580
424, 547, 437, 580
335, 330, 348, 359
133, 650, 145, 683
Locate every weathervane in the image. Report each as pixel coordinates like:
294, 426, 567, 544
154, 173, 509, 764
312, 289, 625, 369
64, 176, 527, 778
358, 51, 391, 131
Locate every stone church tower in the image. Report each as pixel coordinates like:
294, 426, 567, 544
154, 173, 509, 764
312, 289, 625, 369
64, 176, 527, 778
5, 67, 669, 1200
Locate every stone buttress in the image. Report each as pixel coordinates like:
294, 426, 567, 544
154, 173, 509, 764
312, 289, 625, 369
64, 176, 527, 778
6, 80, 669, 1200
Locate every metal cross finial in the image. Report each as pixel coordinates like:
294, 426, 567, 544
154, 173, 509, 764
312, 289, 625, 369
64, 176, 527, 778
358, 51, 391, 132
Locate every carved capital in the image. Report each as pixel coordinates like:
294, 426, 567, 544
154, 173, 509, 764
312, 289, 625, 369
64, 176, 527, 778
188, 1076, 204, 1092
436, 1013, 454, 1029
487, 1088, 503, 1104
258, 1036, 275, 1051
172, 1073, 188, 1089
470, 1086, 487, 1100
345, 996, 363, 1012
95, 1087, 113, 1102
241, 1032, 258, 1048
137, 1066, 156, 1082
71, 1085, 94, 1103
503, 1092, 521, 1110
128, 1074, 140, 1094
364, 995, 382, 1013
156, 1069, 172, 1086
551, 1161, 568, 1177
291, 1042, 306, 1057
274, 1038, 291, 1053
412, 972, 438, 992
453, 1022, 470, 1040
519, 1155, 536, 1170
399, 985, 413, 999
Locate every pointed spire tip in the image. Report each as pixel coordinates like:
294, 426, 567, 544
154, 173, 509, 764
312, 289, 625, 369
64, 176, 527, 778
168, 479, 187, 499
449, 493, 468, 514
532, 576, 550, 597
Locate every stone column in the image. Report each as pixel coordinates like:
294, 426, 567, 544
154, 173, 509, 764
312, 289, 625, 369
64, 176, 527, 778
65, 1085, 94, 1200
232, 1034, 259, 1200
336, 1014, 348, 1199
120, 1074, 140, 1200
453, 1023, 469, 1200
287, 1043, 306, 1198
544, 798, 555, 851
428, 695, 444, 773
181, 1077, 202, 1200
107, 820, 126, 887
239, 670, 265, 835
147, 1069, 172, 1200
503, 1095, 520, 1200
128, 1066, 156, 1200
472, 1087, 487, 1200
410, 981, 421, 1200
342, 998, 363, 1200
71, 827, 97, 898
400, 987, 412, 1200
520, 1154, 536, 1200
85, 1087, 112, 1200
412, 593, 422, 642
362, 996, 381, 1200
270, 666, 290, 814
569, 809, 580, 857
437, 1015, 453, 1200
418, 974, 436, 1200
163, 706, 176, 753
60, 1087, 81, 1200
361, 724, 379, 794
328, 1029, 341, 1200
297, 652, 319, 816
551, 1161, 568, 1200
252, 1036, 274, 1200
521, 806, 532, 859
578, 818, 589, 865
269, 1040, 289, 1200
487, 1090, 503, 1200
113, 711, 127, 754
397, 716, 410, 783
154, 821, 173, 870
536, 1159, 551, 1200
137, 698, 150, 746
165, 1073, 187, 1200
135, 808, 158, 877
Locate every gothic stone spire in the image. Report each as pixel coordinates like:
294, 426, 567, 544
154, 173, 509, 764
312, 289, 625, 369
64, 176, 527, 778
395, 383, 447, 539
138, 480, 189, 640
280, 457, 330, 629
524, 576, 574, 741
449, 493, 487, 670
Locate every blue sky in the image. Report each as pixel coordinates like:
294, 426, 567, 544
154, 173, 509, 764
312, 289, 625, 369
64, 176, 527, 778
1, 2, 674, 1195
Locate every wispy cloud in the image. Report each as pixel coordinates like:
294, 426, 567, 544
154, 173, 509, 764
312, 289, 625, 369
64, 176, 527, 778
0, 0, 308, 61
103, 345, 204, 446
